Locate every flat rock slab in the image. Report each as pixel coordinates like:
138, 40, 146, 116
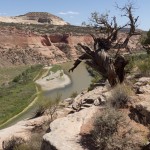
42, 106, 99, 150
0, 115, 49, 149
74, 86, 108, 104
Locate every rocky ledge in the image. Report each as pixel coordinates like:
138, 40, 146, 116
42, 106, 99, 150
1, 77, 150, 149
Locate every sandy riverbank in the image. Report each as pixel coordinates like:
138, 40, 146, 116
35, 68, 71, 91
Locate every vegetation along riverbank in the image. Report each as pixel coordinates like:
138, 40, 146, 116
0, 65, 43, 127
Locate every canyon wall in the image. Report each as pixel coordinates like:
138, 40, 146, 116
0, 25, 142, 67
0, 26, 93, 67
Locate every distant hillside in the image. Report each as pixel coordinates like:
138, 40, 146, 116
0, 12, 68, 25
120, 28, 142, 33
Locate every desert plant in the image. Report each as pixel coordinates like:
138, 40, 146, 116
2, 136, 24, 150
70, 91, 78, 98
137, 56, 150, 76
69, 3, 139, 87
125, 53, 150, 75
11, 134, 43, 150
141, 29, 150, 45
32, 94, 61, 121
109, 84, 132, 108
32, 105, 45, 119
81, 107, 140, 150
86, 66, 102, 91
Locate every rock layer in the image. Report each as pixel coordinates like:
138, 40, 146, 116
0, 27, 93, 67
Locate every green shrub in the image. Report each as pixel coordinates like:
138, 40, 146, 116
137, 58, 150, 76
86, 65, 102, 91
125, 54, 150, 76
48, 65, 62, 73
141, 29, 150, 45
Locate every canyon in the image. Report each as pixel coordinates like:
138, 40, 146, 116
0, 23, 142, 68
0, 12, 148, 150
0, 24, 94, 67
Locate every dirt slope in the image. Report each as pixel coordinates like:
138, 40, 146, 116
0, 12, 68, 25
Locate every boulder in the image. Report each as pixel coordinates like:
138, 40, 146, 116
94, 98, 101, 106
94, 96, 106, 106
74, 86, 108, 105
42, 106, 99, 150
63, 98, 74, 106
72, 101, 82, 111
136, 87, 145, 94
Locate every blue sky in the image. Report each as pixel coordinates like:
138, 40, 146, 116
0, 0, 149, 30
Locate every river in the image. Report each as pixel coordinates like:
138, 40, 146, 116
1, 61, 92, 129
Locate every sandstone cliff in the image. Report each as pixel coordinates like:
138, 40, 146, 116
0, 22, 142, 67
0, 25, 93, 67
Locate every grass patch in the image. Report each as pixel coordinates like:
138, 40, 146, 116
0, 65, 29, 85
70, 91, 78, 98
0, 65, 42, 125
126, 53, 150, 76
48, 65, 62, 73
42, 65, 62, 79
137, 58, 150, 76
0, 22, 97, 36
86, 66, 102, 91
33, 68, 47, 81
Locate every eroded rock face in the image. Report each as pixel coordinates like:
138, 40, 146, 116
0, 24, 142, 67
0, 27, 93, 67
42, 106, 99, 150
129, 77, 150, 125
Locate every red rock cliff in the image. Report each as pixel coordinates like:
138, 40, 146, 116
0, 26, 93, 66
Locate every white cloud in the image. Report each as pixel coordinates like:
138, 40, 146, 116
59, 11, 79, 15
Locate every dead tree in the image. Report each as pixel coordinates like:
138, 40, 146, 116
69, 3, 139, 87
